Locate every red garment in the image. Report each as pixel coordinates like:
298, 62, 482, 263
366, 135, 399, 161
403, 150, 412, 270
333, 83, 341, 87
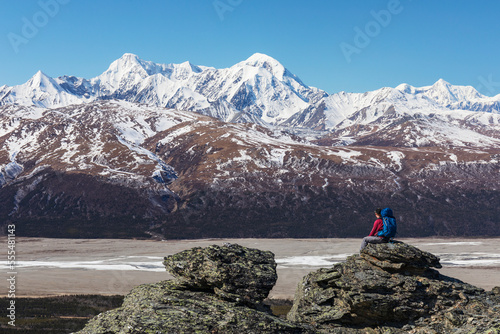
368, 218, 383, 237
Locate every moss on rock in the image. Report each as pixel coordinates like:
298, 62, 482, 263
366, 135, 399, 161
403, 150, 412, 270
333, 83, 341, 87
287, 241, 500, 333
77, 244, 312, 333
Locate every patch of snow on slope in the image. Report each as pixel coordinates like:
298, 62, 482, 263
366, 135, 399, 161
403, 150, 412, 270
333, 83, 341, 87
155, 116, 183, 132
387, 151, 405, 171
116, 125, 147, 145
330, 149, 362, 162
269, 148, 288, 167
423, 121, 500, 147
234, 149, 253, 162
116, 135, 177, 184
158, 124, 195, 145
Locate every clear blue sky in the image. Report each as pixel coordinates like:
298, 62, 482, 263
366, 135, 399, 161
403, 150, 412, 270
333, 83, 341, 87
1, 0, 499, 96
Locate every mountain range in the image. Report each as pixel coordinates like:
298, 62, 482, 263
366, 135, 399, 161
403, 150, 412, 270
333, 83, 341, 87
1, 54, 499, 238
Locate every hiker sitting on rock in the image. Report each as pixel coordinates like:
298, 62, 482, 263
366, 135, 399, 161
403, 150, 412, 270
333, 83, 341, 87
360, 207, 397, 251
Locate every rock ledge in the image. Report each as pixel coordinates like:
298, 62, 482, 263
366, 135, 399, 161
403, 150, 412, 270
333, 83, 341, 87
77, 241, 500, 334
288, 241, 500, 333
77, 243, 310, 333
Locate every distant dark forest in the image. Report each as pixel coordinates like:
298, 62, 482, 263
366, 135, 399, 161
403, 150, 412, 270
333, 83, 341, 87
0, 295, 123, 333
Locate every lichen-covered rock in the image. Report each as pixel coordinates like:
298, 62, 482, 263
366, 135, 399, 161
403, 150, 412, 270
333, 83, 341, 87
77, 280, 311, 334
163, 243, 277, 305
77, 244, 312, 334
361, 241, 442, 271
288, 241, 500, 333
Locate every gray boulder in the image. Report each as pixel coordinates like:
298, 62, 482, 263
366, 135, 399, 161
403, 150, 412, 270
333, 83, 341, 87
163, 243, 277, 306
77, 243, 311, 334
288, 241, 500, 333
360, 241, 441, 271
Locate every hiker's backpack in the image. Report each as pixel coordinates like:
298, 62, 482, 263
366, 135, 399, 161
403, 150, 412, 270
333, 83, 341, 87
377, 207, 397, 238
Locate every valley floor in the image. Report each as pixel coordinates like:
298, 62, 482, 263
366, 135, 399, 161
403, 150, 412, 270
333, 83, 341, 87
1, 237, 499, 299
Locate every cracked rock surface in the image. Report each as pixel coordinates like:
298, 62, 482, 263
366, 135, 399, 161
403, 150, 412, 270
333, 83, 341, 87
163, 243, 277, 306
77, 243, 312, 334
287, 241, 500, 333
77, 241, 500, 333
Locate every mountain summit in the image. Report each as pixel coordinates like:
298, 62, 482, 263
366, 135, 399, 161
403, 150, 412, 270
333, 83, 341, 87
242, 53, 289, 79
0, 53, 325, 126
2, 54, 500, 240
1, 53, 499, 133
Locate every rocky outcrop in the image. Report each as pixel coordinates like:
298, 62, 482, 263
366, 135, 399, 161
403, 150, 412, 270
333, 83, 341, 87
163, 243, 277, 306
288, 241, 500, 333
77, 243, 311, 334
78, 241, 500, 333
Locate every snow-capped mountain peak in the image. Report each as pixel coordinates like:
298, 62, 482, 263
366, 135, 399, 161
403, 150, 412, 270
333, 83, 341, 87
395, 83, 413, 94
419, 79, 483, 103
168, 61, 203, 81
118, 52, 141, 64
178, 61, 202, 73
237, 53, 289, 81
96, 53, 151, 90
433, 78, 451, 87
1, 54, 500, 134
27, 70, 57, 89
244, 53, 284, 71
107, 53, 148, 74
10, 70, 86, 108
427, 79, 461, 102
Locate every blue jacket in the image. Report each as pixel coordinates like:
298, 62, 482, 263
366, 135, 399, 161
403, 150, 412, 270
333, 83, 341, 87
377, 207, 397, 238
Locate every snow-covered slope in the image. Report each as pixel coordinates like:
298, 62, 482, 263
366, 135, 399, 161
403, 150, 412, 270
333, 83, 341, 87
1, 101, 500, 238
282, 79, 500, 147
2, 53, 500, 145
0, 53, 327, 126
2, 54, 500, 239
0, 53, 500, 137
2, 54, 500, 141
287, 79, 500, 130
0, 71, 92, 108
